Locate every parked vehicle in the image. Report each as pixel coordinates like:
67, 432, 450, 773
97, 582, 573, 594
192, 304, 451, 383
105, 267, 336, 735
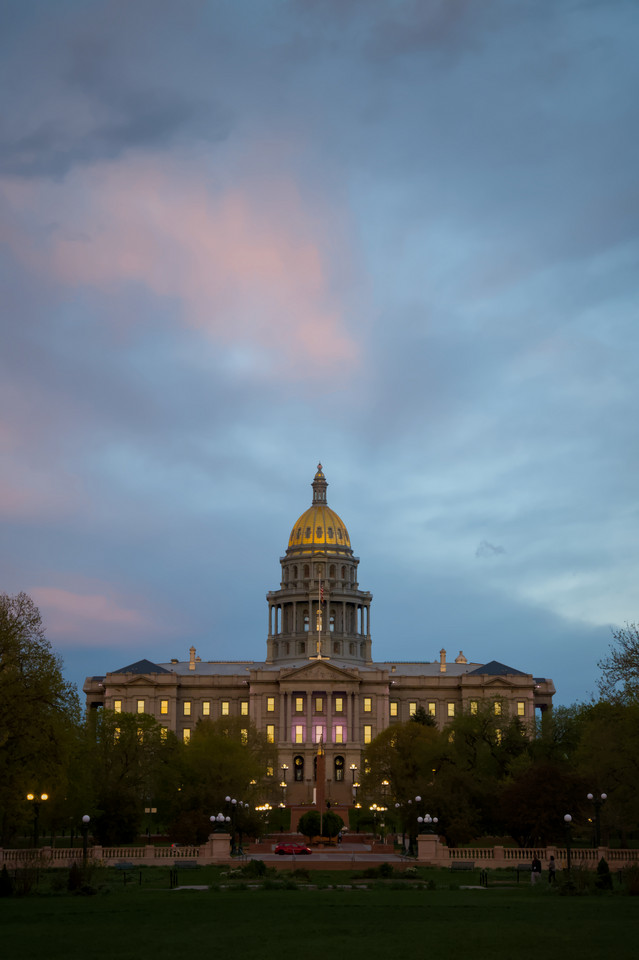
274, 842, 312, 855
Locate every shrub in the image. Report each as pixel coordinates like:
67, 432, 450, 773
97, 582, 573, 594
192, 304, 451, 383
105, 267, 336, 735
596, 857, 613, 891
0, 865, 13, 898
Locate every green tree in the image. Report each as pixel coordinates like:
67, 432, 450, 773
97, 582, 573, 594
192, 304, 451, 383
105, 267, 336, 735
360, 721, 440, 803
0, 592, 80, 844
80, 709, 178, 845
410, 705, 437, 727
598, 623, 639, 703
169, 717, 276, 844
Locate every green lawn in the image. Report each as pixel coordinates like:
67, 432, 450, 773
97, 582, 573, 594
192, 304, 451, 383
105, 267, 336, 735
1, 869, 638, 960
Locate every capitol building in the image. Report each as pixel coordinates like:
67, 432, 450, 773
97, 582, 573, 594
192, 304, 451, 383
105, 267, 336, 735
84, 465, 555, 806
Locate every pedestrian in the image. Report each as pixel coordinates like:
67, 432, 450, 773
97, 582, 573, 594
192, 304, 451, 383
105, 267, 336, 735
548, 855, 556, 883
337, 832, 342, 845
531, 856, 542, 885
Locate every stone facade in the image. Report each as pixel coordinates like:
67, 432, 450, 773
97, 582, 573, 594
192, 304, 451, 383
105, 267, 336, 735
84, 465, 555, 806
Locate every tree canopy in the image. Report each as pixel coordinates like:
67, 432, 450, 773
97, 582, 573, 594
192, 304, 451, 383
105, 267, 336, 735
0, 592, 80, 844
598, 623, 639, 703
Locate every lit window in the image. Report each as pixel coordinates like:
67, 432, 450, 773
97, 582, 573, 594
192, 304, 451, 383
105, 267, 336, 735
295, 697, 304, 713
183, 701, 191, 716
390, 701, 398, 717
314, 725, 325, 743
240, 728, 248, 744
160, 700, 168, 715
114, 700, 122, 713
409, 702, 417, 717
470, 701, 478, 715
267, 697, 275, 712
364, 725, 372, 744
241, 701, 249, 716
447, 703, 455, 718
137, 700, 145, 714
428, 702, 436, 717
266, 724, 275, 743
335, 725, 344, 744
494, 702, 502, 716
221, 701, 229, 716
517, 701, 525, 717
202, 702, 210, 716
364, 697, 372, 713
335, 697, 343, 713
315, 697, 323, 713
160, 727, 168, 741
295, 725, 303, 744
183, 729, 191, 744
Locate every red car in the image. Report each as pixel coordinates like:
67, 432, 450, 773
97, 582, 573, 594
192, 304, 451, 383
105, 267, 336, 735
274, 842, 312, 855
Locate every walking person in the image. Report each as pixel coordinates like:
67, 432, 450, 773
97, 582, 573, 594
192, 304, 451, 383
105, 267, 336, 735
531, 856, 542, 885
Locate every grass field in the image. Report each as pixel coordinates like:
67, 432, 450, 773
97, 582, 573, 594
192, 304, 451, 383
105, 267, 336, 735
1, 867, 638, 960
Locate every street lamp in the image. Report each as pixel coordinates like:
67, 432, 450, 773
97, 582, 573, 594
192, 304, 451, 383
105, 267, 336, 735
564, 814, 573, 873
281, 763, 288, 783
81, 815, 90, 868
210, 812, 231, 833
350, 763, 358, 782
26, 793, 48, 848
586, 792, 607, 848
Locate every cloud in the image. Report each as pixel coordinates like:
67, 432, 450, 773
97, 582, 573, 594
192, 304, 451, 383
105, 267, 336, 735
0, 158, 359, 377
476, 540, 506, 559
30, 585, 153, 645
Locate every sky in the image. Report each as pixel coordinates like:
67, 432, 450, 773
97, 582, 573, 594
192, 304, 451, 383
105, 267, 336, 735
1, 0, 638, 708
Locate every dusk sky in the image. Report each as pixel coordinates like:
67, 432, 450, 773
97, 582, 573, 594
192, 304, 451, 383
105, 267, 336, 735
2, 0, 638, 707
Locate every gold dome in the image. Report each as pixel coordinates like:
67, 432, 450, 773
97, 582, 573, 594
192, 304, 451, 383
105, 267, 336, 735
287, 464, 351, 553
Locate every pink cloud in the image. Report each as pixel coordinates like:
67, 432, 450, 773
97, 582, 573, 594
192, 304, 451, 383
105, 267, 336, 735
30, 585, 152, 645
1, 159, 359, 376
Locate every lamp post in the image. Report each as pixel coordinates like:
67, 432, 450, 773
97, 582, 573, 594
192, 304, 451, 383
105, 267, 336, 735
81, 815, 91, 868
26, 793, 48, 848
350, 763, 358, 783
564, 814, 573, 874
586, 792, 607, 848
210, 812, 232, 833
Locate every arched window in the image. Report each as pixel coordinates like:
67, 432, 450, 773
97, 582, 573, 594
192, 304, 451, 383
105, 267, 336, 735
334, 756, 345, 782
292, 565, 298, 580
303, 564, 310, 578
341, 565, 346, 580
329, 612, 335, 632
329, 564, 336, 578
316, 563, 324, 577
294, 756, 304, 782
303, 612, 309, 632
333, 641, 341, 655
298, 641, 306, 655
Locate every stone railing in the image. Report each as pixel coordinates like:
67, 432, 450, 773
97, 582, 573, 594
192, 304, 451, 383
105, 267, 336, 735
417, 835, 639, 869
1, 836, 227, 868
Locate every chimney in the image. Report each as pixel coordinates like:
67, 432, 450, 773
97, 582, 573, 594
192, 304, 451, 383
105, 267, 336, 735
439, 648, 446, 673
455, 651, 467, 664
189, 646, 196, 671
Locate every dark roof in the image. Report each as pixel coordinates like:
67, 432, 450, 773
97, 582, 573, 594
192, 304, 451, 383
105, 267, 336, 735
108, 658, 171, 675
466, 660, 529, 678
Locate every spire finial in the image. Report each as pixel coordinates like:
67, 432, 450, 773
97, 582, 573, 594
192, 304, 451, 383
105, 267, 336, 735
312, 464, 327, 504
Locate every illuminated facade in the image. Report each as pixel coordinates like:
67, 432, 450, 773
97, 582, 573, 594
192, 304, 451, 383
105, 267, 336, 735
84, 465, 555, 805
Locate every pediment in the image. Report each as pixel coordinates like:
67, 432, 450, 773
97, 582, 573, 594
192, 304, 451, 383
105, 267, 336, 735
471, 676, 518, 689
279, 660, 361, 685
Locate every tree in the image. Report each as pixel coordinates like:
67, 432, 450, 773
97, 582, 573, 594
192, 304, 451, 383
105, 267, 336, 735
82, 709, 178, 845
168, 717, 276, 844
410, 706, 437, 727
598, 623, 639, 703
0, 592, 80, 844
297, 809, 344, 841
